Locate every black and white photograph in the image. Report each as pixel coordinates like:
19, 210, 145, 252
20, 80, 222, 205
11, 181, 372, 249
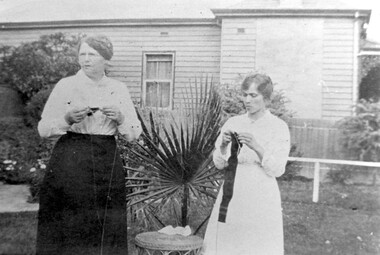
0, 0, 379, 254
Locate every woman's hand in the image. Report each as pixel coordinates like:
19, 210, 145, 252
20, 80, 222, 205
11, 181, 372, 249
237, 132, 264, 161
65, 107, 89, 125
221, 130, 233, 147
220, 129, 233, 155
102, 105, 125, 125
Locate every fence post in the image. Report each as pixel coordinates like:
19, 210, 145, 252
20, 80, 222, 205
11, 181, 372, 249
312, 162, 320, 203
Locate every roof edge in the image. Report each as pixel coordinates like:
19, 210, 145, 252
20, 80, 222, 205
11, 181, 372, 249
211, 8, 371, 18
0, 18, 218, 30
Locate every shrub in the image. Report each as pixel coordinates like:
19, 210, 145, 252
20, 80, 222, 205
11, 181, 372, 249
27, 160, 47, 203
217, 83, 246, 117
24, 86, 54, 127
326, 166, 354, 185
360, 55, 380, 80
0, 159, 25, 184
359, 66, 380, 102
0, 32, 81, 103
337, 100, 380, 162
0, 119, 54, 190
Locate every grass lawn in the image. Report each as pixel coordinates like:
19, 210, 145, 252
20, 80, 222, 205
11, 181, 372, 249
0, 180, 379, 255
0, 211, 37, 255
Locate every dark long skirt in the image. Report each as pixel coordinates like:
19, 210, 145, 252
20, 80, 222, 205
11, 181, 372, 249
36, 132, 128, 255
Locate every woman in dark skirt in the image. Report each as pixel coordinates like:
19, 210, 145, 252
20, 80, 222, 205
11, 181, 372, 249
36, 35, 142, 255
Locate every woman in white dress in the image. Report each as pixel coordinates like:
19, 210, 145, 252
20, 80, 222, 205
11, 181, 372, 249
203, 73, 290, 255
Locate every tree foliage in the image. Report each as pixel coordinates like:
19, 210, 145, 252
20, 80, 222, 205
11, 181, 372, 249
0, 32, 82, 102
338, 100, 380, 162
359, 66, 380, 102
359, 55, 380, 80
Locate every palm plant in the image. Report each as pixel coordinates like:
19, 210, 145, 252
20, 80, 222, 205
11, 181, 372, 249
125, 78, 223, 231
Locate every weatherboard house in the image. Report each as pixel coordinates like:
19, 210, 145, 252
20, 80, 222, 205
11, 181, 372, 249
0, 0, 373, 121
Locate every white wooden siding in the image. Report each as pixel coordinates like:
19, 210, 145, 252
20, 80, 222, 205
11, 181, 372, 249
0, 26, 221, 106
322, 19, 355, 120
220, 19, 256, 85
0, 16, 361, 119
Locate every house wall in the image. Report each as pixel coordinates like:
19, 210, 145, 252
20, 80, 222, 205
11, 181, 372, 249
255, 18, 323, 119
220, 19, 256, 84
322, 18, 355, 120
0, 16, 359, 119
219, 16, 357, 120
0, 25, 221, 106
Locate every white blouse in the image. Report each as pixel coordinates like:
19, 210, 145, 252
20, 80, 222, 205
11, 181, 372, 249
38, 70, 142, 141
213, 111, 290, 177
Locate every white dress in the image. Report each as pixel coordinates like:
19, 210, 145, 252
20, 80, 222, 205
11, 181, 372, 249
203, 111, 290, 255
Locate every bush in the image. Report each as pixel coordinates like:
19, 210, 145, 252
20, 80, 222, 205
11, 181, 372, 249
24, 87, 54, 127
217, 83, 246, 117
0, 159, 26, 184
338, 100, 380, 162
326, 166, 354, 185
359, 66, 380, 102
27, 160, 47, 203
360, 55, 380, 80
0, 32, 81, 103
0, 119, 53, 200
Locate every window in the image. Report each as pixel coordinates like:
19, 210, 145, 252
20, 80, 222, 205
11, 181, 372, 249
142, 53, 175, 109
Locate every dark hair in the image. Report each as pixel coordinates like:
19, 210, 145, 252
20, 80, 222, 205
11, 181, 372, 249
77, 35, 113, 60
241, 73, 273, 100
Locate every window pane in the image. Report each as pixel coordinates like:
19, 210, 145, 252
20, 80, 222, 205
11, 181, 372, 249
157, 62, 172, 79
146, 54, 172, 79
158, 82, 170, 107
146, 82, 170, 108
147, 55, 172, 62
146, 82, 158, 107
146, 62, 157, 79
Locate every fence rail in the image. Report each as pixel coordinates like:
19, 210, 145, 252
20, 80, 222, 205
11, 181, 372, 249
287, 157, 380, 203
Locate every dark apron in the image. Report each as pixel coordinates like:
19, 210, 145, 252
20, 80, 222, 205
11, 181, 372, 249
36, 132, 128, 255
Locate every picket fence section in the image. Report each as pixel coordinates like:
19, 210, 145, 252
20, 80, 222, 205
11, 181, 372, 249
287, 118, 380, 202
288, 118, 343, 159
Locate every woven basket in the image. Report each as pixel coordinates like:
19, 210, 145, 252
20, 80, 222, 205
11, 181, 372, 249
135, 231, 203, 251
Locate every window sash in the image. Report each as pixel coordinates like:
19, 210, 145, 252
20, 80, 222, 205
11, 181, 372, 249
143, 52, 174, 109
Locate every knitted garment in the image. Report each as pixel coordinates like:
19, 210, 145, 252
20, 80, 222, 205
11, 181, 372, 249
218, 133, 242, 223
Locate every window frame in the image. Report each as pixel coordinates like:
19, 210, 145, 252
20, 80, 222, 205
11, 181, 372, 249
141, 51, 176, 110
